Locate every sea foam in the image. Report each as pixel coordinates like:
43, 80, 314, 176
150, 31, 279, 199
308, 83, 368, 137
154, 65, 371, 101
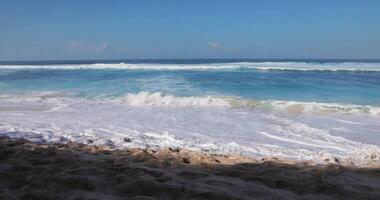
114, 92, 380, 115
2, 91, 379, 115
1, 61, 380, 71
1, 94, 380, 165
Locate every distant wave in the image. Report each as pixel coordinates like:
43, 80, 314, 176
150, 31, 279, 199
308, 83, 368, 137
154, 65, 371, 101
116, 92, 380, 115
1, 62, 380, 71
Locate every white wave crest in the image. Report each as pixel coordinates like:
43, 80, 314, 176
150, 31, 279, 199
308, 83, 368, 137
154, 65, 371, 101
2, 91, 379, 115
118, 92, 231, 106
240, 62, 380, 71
263, 100, 380, 115
115, 92, 380, 115
1, 62, 380, 71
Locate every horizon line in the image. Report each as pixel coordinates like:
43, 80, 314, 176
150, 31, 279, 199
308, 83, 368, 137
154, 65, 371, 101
1, 58, 380, 63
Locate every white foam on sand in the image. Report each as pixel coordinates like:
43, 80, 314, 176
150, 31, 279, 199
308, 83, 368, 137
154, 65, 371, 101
1, 94, 380, 165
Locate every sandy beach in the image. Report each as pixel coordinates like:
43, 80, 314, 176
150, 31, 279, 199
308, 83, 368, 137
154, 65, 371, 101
2, 0, 380, 199
0, 136, 379, 200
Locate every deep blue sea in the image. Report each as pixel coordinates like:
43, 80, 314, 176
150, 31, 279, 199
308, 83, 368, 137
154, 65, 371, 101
1, 59, 380, 164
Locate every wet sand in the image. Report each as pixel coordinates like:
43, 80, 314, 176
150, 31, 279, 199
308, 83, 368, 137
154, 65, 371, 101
0, 136, 380, 200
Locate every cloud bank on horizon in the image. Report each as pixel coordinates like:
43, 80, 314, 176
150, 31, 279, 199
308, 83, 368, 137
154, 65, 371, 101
0, 0, 380, 61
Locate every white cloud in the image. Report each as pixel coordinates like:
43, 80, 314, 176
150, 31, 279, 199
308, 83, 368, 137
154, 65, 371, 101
208, 42, 223, 49
68, 40, 108, 53
69, 40, 83, 49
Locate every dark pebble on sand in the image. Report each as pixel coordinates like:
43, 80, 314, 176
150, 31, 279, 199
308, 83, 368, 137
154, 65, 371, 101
182, 157, 191, 164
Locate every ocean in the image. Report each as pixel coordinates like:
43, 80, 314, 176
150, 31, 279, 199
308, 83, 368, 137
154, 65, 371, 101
1, 59, 380, 164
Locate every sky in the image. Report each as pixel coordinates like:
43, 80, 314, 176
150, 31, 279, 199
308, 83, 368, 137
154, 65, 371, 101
0, 0, 380, 61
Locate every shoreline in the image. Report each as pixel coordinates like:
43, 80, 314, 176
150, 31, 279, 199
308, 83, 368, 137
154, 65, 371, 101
1, 136, 380, 199
1, 91, 380, 167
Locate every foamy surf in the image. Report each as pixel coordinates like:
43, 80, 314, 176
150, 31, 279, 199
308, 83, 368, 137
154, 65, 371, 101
118, 92, 231, 106
113, 92, 380, 115
1, 93, 380, 165
1, 61, 380, 71
1, 91, 379, 115
1, 60, 380, 166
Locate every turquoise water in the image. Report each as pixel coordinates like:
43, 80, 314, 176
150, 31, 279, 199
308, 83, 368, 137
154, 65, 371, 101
1, 60, 380, 105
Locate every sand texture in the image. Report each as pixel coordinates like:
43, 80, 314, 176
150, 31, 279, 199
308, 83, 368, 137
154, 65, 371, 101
0, 136, 380, 200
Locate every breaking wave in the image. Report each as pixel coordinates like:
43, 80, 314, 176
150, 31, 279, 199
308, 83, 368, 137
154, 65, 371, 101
2, 91, 379, 115
1, 91, 380, 165
116, 92, 380, 115
1, 62, 380, 71
118, 92, 231, 106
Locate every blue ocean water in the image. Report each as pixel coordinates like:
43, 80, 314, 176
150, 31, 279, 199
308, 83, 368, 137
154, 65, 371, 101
1, 59, 380, 105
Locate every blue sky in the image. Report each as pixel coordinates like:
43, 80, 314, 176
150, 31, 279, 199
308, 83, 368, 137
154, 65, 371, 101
0, 0, 379, 61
